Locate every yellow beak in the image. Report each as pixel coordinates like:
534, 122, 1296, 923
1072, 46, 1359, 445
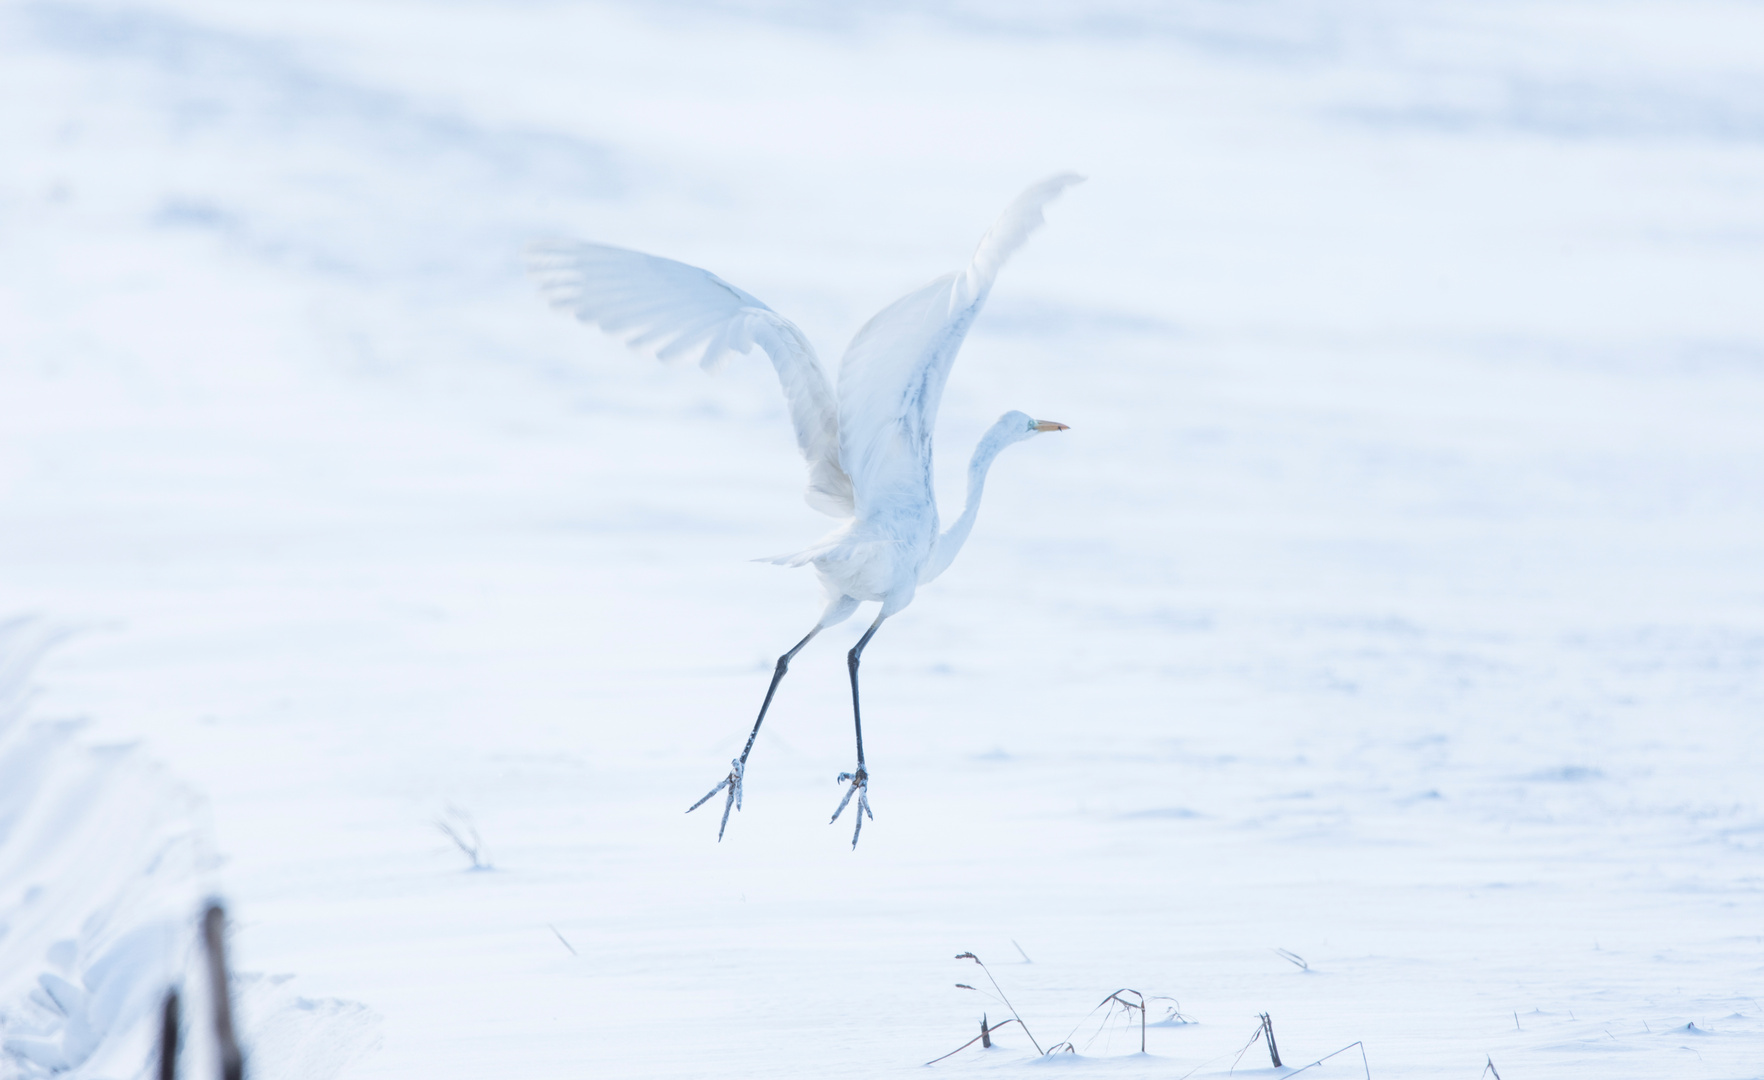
1033, 420, 1070, 432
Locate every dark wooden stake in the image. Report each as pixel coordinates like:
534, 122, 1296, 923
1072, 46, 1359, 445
980, 1014, 991, 1048
203, 903, 244, 1080
159, 989, 180, 1080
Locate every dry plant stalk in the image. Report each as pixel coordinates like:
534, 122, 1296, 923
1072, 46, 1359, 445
1260, 1012, 1282, 1067
436, 806, 491, 870
158, 989, 180, 1080
1284, 1040, 1371, 1078
1057, 989, 1148, 1055
1149, 995, 1195, 1024
930, 954, 1170, 1065
954, 952, 1044, 1053
923, 1017, 1026, 1065
1106, 989, 1147, 1053
202, 903, 243, 1080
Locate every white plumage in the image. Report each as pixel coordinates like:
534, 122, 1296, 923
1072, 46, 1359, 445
528, 174, 1081, 847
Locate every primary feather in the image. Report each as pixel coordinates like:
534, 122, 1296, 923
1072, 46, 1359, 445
526, 241, 852, 516
834, 173, 1084, 519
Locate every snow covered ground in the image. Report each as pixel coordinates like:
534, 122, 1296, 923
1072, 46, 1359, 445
3, 1, 1764, 1076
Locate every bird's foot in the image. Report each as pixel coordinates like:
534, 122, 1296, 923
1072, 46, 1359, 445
687, 757, 744, 841
830, 766, 873, 849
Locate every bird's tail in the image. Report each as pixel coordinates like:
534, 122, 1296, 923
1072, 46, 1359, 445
754, 534, 893, 569
754, 533, 843, 568
754, 548, 822, 568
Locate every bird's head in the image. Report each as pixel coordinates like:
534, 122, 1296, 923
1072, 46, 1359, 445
998, 410, 1070, 444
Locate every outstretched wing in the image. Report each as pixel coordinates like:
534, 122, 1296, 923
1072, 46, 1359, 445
528, 241, 853, 517
835, 174, 1083, 518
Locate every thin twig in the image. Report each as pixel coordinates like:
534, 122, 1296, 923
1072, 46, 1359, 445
1148, 995, 1195, 1024
1061, 989, 1148, 1055
1285, 1041, 1370, 1079
1274, 947, 1309, 972
1111, 990, 1147, 1054
955, 953, 1043, 1054
924, 1018, 1023, 1065
1179, 1040, 1256, 1080
436, 807, 491, 870
1228, 1021, 1266, 1074
954, 982, 1005, 1009
548, 924, 577, 955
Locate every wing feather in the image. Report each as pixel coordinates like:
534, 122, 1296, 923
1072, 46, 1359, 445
835, 174, 1083, 517
528, 241, 853, 517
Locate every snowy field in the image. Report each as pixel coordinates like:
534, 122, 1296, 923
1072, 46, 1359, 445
4, 1, 1764, 1077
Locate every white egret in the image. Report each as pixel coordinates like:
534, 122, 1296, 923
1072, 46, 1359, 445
528, 174, 1080, 846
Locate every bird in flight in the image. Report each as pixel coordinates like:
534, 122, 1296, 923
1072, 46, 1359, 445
528, 174, 1080, 847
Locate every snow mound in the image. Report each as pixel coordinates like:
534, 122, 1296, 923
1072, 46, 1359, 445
0, 621, 379, 1080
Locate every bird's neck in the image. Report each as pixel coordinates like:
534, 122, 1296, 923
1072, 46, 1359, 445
920, 421, 1019, 584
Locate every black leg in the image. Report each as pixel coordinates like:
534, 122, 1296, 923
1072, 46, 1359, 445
831, 615, 885, 847
742, 629, 818, 770
688, 627, 819, 839
847, 617, 883, 770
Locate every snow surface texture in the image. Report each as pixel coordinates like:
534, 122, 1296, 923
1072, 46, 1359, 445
2, 0, 1763, 1077
0, 622, 380, 1080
